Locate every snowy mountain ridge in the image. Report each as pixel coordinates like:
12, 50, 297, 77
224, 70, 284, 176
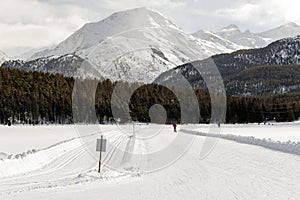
192, 29, 247, 51
155, 35, 300, 95
4, 8, 300, 84
259, 22, 300, 41
16, 7, 239, 83
30, 7, 183, 60
193, 22, 300, 49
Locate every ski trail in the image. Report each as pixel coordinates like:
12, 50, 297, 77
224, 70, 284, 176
0, 130, 135, 194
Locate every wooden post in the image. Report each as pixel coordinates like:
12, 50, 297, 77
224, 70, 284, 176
98, 135, 103, 173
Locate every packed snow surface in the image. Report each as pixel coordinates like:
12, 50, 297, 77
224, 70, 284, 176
0, 123, 299, 199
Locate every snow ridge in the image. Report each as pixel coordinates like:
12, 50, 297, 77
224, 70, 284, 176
181, 129, 300, 156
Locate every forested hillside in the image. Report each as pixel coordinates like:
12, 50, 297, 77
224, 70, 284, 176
0, 67, 299, 125
155, 36, 300, 95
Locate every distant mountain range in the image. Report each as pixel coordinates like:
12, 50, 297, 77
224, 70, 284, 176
155, 36, 300, 95
193, 22, 300, 49
1, 7, 300, 91
15, 7, 239, 83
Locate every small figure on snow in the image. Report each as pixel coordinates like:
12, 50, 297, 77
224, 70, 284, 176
172, 122, 177, 132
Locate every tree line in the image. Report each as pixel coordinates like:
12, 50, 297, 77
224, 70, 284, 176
0, 67, 299, 125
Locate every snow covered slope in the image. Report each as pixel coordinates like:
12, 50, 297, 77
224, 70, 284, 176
216, 24, 268, 48
31, 7, 183, 59
192, 29, 246, 51
0, 50, 9, 65
193, 22, 300, 49
25, 8, 237, 83
259, 22, 300, 41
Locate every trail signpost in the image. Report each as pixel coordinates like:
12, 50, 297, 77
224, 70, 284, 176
96, 135, 107, 173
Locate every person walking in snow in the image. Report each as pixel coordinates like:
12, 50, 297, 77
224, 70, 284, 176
173, 122, 177, 132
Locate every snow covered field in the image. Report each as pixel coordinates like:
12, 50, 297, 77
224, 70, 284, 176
0, 124, 299, 199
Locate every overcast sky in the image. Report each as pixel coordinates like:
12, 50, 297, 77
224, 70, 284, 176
1, 0, 300, 57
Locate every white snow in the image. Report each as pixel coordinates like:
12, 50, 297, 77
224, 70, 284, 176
192, 29, 247, 51
186, 121, 300, 142
0, 125, 78, 154
181, 122, 300, 156
28, 8, 239, 83
260, 22, 300, 41
0, 123, 299, 199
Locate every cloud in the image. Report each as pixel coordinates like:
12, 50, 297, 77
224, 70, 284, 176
0, 0, 298, 57
0, 0, 188, 57
215, 0, 300, 30
0, 0, 98, 56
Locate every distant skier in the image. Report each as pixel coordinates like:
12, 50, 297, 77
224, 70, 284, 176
172, 123, 177, 132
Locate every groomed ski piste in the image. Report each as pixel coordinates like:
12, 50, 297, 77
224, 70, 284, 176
0, 122, 300, 199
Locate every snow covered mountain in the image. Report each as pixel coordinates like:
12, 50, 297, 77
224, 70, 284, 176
216, 25, 269, 48
22, 7, 237, 83
155, 35, 300, 95
192, 29, 247, 51
259, 22, 300, 41
0, 50, 9, 65
193, 22, 300, 49
7, 9, 300, 83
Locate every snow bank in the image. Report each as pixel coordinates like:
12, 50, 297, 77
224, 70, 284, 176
0, 137, 82, 178
181, 129, 300, 156
185, 122, 300, 142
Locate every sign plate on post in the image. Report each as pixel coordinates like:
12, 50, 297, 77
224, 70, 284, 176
96, 139, 107, 152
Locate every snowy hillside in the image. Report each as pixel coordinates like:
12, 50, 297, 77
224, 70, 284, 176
22, 8, 237, 83
0, 50, 9, 65
193, 22, 300, 49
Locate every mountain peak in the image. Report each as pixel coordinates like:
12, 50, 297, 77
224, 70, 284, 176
260, 22, 300, 41
108, 7, 156, 18
281, 22, 299, 28
220, 24, 241, 32
31, 7, 181, 60
120, 7, 156, 14
95, 7, 178, 30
